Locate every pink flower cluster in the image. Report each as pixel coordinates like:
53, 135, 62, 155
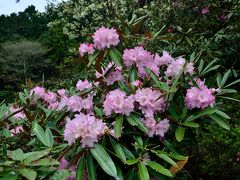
134, 88, 166, 118
76, 80, 92, 91
58, 157, 77, 180
123, 46, 159, 78
185, 79, 215, 109
165, 57, 194, 77
79, 43, 94, 57
64, 113, 106, 147
103, 89, 134, 116
143, 117, 170, 138
93, 26, 120, 50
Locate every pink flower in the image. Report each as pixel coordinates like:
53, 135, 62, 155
123, 46, 159, 78
165, 57, 186, 77
201, 7, 209, 15
185, 79, 215, 109
76, 80, 92, 91
104, 68, 124, 85
43, 91, 57, 103
155, 51, 174, 66
10, 125, 24, 136
185, 62, 195, 74
57, 89, 66, 97
132, 80, 142, 87
79, 43, 94, 57
135, 88, 166, 117
93, 26, 120, 50
81, 95, 93, 113
30, 86, 46, 99
142, 117, 170, 137
64, 114, 106, 147
67, 96, 82, 112
9, 106, 25, 120
103, 89, 134, 116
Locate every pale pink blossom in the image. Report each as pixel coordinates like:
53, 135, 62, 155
79, 43, 94, 56
123, 46, 159, 78
76, 80, 92, 91
142, 117, 170, 137
67, 96, 82, 112
104, 68, 124, 85
103, 89, 134, 116
201, 7, 209, 14
185, 79, 215, 109
43, 91, 57, 103
57, 89, 66, 97
93, 26, 120, 50
64, 114, 106, 147
135, 88, 166, 117
9, 106, 25, 120
165, 57, 186, 77
132, 80, 142, 87
185, 62, 195, 74
81, 95, 93, 112
155, 51, 174, 66
30, 86, 46, 99
10, 125, 24, 136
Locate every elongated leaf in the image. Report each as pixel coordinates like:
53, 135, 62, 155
23, 149, 50, 163
109, 48, 122, 67
152, 152, 177, 167
151, 150, 187, 161
202, 59, 217, 73
125, 159, 139, 165
26, 158, 59, 166
144, 67, 169, 92
126, 114, 148, 133
19, 169, 37, 180
110, 138, 126, 162
146, 161, 173, 177
8, 149, 24, 161
175, 126, 185, 142
86, 154, 97, 180
90, 144, 118, 178
152, 25, 166, 41
220, 69, 231, 87
202, 65, 221, 75
218, 96, 240, 103
45, 128, 54, 148
214, 110, 231, 119
198, 59, 204, 73
33, 123, 49, 147
182, 121, 200, 128
138, 163, 149, 180
224, 79, 240, 88
209, 114, 230, 130
118, 81, 131, 94
114, 115, 124, 138
185, 107, 216, 122
76, 157, 85, 180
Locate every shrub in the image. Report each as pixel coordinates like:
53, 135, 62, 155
0, 26, 239, 179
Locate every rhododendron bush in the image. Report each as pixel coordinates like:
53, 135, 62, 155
1, 26, 240, 180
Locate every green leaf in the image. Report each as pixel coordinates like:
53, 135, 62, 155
218, 96, 240, 103
144, 67, 169, 92
129, 66, 138, 83
151, 150, 187, 161
26, 158, 59, 166
94, 107, 103, 117
220, 69, 231, 88
118, 81, 131, 94
8, 149, 24, 161
125, 159, 139, 165
126, 114, 148, 133
185, 107, 216, 122
114, 115, 124, 138
224, 79, 240, 88
110, 138, 126, 162
90, 144, 118, 178
146, 161, 173, 177
182, 121, 200, 128
45, 128, 54, 148
87, 52, 99, 67
86, 154, 97, 180
152, 152, 177, 167
138, 162, 149, 180
209, 114, 230, 130
175, 126, 185, 142
23, 149, 50, 163
76, 157, 85, 180
185, 37, 193, 46
214, 110, 231, 119
109, 48, 123, 67
19, 169, 37, 180
33, 123, 49, 147
198, 59, 204, 73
